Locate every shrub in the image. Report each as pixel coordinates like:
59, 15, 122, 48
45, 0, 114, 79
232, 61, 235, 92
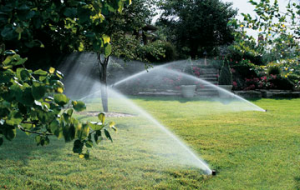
268, 66, 281, 75
219, 60, 232, 85
269, 76, 294, 90
144, 41, 177, 63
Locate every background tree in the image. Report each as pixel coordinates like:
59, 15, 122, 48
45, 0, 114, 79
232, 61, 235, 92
157, 0, 237, 59
93, 0, 166, 112
228, 0, 300, 64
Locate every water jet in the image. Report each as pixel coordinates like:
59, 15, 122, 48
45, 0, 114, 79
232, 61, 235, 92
59, 54, 266, 176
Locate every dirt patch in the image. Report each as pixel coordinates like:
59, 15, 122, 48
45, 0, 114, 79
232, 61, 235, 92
78, 111, 137, 118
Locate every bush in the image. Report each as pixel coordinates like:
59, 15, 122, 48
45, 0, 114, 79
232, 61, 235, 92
268, 66, 281, 75
226, 45, 264, 66
144, 41, 177, 63
269, 76, 294, 90
219, 60, 232, 85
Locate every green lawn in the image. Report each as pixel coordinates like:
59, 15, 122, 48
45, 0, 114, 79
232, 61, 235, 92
0, 98, 300, 189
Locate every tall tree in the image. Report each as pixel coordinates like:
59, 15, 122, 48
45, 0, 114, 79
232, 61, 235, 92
95, 0, 162, 112
158, 0, 237, 58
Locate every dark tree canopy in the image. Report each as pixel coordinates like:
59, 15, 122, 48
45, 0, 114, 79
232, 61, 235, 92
158, 0, 237, 58
0, 0, 131, 69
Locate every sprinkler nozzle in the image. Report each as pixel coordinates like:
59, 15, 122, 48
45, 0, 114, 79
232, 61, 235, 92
211, 170, 217, 176
265, 109, 268, 112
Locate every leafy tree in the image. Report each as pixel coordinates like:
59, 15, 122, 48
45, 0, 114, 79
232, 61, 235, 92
94, 0, 165, 112
0, 46, 116, 158
0, 0, 132, 112
158, 0, 237, 59
0, 0, 130, 156
228, 0, 300, 64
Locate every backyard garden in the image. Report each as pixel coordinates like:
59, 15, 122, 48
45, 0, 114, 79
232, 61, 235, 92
1, 0, 300, 189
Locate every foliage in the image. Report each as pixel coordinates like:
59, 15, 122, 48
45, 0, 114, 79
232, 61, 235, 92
219, 60, 232, 85
252, 58, 300, 90
112, 34, 166, 63
228, 0, 300, 65
0, 48, 116, 158
0, 0, 131, 69
158, 0, 237, 58
243, 74, 294, 90
143, 41, 177, 63
226, 43, 264, 66
268, 66, 281, 75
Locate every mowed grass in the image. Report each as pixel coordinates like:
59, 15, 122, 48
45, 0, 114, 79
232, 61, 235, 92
0, 97, 300, 189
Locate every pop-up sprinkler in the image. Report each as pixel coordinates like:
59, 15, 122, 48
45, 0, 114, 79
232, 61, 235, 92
211, 170, 217, 176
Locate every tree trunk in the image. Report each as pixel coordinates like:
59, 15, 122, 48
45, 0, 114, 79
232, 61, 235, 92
97, 53, 109, 112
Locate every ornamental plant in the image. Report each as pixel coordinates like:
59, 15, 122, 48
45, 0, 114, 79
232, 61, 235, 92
219, 60, 233, 85
0, 46, 116, 158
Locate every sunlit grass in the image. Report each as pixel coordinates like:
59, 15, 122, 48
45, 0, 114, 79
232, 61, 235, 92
0, 98, 300, 189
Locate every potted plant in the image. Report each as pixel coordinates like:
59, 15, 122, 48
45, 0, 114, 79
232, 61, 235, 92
218, 59, 233, 97
180, 61, 197, 98
181, 84, 197, 98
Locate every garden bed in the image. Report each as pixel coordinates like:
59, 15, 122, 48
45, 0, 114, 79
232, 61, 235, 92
234, 90, 300, 98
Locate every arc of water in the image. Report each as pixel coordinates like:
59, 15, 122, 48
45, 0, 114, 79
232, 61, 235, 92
113, 66, 265, 112
166, 69, 266, 112
107, 88, 213, 174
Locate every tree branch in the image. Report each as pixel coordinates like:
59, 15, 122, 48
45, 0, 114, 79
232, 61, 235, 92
18, 125, 53, 136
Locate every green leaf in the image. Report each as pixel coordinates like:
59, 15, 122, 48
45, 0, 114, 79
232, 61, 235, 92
78, 42, 84, 52
6, 111, 23, 126
109, 121, 115, 128
81, 124, 90, 140
50, 119, 60, 135
17, 87, 34, 106
1, 26, 15, 40
73, 139, 84, 154
36, 109, 55, 124
13, 57, 27, 66
64, 8, 77, 18
4, 126, 16, 141
33, 69, 48, 76
72, 101, 86, 112
67, 109, 73, 116
104, 129, 113, 142
63, 124, 75, 142
88, 122, 104, 131
85, 140, 93, 148
54, 94, 69, 106
94, 133, 98, 144
2, 55, 12, 65
104, 43, 112, 57
76, 123, 90, 140
16, 68, 30, 81
98, 113, 105, 123
32, 82, 46, 100
35, 135, 41, 145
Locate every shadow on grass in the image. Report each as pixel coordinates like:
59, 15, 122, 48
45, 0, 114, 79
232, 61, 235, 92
0, 130, 65, 164
295, 176, 300, 190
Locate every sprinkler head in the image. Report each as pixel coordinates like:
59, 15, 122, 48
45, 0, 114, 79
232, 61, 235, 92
211, 170, 217, 176
265, 109, 268, 112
